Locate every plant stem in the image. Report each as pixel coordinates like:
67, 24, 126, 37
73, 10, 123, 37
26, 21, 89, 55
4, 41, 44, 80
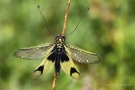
52, 0, 71, 89
52, 72, 57, 90
61, 0, 71, 36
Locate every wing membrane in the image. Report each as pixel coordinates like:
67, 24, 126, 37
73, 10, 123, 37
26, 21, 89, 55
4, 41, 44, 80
14, 43, 54, 60
66, 44, 101, 63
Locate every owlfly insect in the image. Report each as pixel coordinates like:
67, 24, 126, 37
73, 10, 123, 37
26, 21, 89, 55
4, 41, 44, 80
14, 5, 101, 80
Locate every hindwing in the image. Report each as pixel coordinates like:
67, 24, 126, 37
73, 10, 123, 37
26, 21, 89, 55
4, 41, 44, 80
31, 59, 54, 78
61, 45, 80, 80
31, 45, 55, 78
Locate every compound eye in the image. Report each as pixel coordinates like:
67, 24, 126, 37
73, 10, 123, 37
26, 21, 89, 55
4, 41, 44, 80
62, 38, 64, 41
61, 36, 65, 41
55, 37, 59, 41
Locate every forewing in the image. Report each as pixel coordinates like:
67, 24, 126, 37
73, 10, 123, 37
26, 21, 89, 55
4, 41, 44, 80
61, 46, 80, 80
14, 43, 54, 60
66, 44, 101, 63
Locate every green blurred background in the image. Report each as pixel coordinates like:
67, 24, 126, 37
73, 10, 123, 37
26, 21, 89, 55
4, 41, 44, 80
0, 0, 135, 90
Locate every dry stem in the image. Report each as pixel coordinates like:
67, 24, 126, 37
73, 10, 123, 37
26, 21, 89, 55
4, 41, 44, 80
61, 0, 71, 36
52, 0, 71, 89
52, 72, 57, 90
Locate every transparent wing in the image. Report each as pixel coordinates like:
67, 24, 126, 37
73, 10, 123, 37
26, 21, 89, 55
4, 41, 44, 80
65, 44, 101, 63
14, 43, 54, 60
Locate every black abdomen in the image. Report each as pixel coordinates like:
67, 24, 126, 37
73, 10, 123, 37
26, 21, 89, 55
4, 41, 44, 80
47, 45, 69, 74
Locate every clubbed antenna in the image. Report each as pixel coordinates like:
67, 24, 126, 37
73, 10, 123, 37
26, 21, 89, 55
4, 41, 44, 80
37, 5, 55, 35
66, 7, 89, 36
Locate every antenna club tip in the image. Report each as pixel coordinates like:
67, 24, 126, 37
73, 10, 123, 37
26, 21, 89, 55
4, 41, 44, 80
37, 5, 40, 9
87, 7, 89, 10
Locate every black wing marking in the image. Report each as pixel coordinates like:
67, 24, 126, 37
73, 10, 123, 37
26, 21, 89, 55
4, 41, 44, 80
66, 44, 101, 63
14, 43, 54, 60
